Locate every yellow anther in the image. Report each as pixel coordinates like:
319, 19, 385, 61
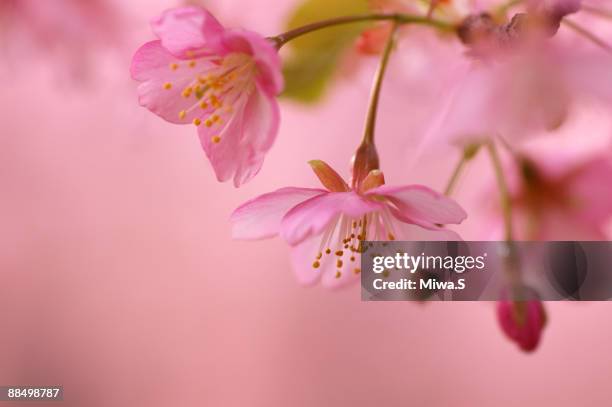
182, 87, 193, 98
210, 95, 221, 108
336, 260, 343, 268
200, 101, 209, 109
312, 261, 320, 269
316, 252, 322, 260
212, 114, 220, 123
211, 136, 221, 144
188, 60, 196, 68
325, 249, 331, 254
178, 110, 186, 120
354, 268, 361, 275
163, 82, 172, 90
198, 76, 207, 84
335, 250, 343, 257
335, 271, 342, 279
193, 118, 202, 126
350, 256, 355, 262
170, 63, 179, 71
388, 233, 396, 241
205, 119, 213, 127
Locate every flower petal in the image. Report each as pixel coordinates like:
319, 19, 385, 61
289, 235, 328, 286
220, 29, 284, 96
199, 83, 280, 187
151, 7, 223, 57
290, 234, 361, 289
368, 185, 467, 228
567, 157, 612, 225
393, 222, 463, 241
231, 187, 326, 240
131, 40, 219, 124
280, 192, 382, 246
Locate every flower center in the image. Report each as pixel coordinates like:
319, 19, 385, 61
311, 208, 397, 279
164, 52, 257, 142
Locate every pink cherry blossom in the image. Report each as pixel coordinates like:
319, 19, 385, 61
427, 39, 612, 146
412, 0, 612, 149
513, 153, 612, 240
497, 297, 547, 352
231, 160, 467, 288
131, 7, 283, 187
484, 151, 612, 240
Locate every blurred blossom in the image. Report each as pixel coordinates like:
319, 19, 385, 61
0, 0, 122, 80
487, 152, 612, 240
231, 159, 466, 288
429, 21, 612, 146
528, 0, 582, 30
4, 0, 612, 404
131, 6, 283, 187
497, 296, 547, 352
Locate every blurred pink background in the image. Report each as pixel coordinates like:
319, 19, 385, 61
1, 0, 612, 405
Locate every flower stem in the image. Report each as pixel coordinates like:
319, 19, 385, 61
350, 22, 399, 188
444, 155, 467, 196
362, 21, 399, 145
271, 13, 454, 49
444, 145, 480, 196
486, 140, 513, 242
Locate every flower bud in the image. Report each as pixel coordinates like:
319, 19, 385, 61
497, 293, 547, 352
351, 141, 380, 190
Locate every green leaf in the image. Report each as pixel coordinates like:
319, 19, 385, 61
281, 0, 372, 103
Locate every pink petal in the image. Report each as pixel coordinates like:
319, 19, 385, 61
280, 192, 382, 246
220, 29, 284, 96
289, 236, 360, 289
528, 0, 582, 17
566, 157, 612, 226
289, 236, 327, 286
130, 41, 218, 124
393, 222, 463, 241
231, 187, 326, 240
565, 52, 612, 105
199, 83, 280, 187
367, 185, 467, 228
151, 7, 223, 57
